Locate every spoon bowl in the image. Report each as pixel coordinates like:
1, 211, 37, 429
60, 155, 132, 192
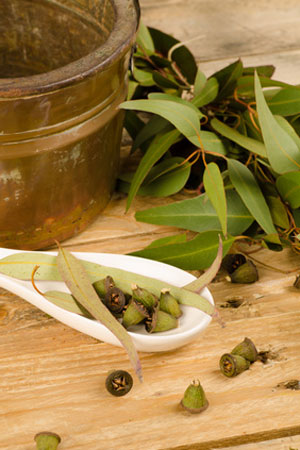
0, 248, 214, 352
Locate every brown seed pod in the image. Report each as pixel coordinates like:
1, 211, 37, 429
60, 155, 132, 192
105, 370, 133, 397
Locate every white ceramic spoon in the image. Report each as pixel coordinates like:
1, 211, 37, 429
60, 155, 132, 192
0, 248, 214, 352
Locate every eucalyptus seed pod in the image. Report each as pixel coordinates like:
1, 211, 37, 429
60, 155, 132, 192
219, 353, 250, 377
222, 253, 246, 274
34, 431, 61, 450
231, 337, 258, 363
160, 289, 182, 318
122, 298, 149, 329
230, 260, 258, 284
93, 276, 115, 297
104, 287, 126, 316
131, 284, 158, 310
145, 309, 178, 333
180, 380, 209, 414
105, 370, 133, 397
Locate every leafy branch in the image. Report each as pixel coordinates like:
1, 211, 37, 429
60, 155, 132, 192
118, 23, 300, 269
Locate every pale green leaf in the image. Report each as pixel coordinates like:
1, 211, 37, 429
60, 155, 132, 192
136, 22, 155, 52
192, 77, 219, 107
120, 99, 201, 146
56, 247, 143, 382
125, 129, 180, 210
268, 87, 300, 116
255, 71, 300, 173
228, 158, 278, 238
276, 171, 300, 208
135, 189, 253, 235
193, 68, 207, 96
130, 231, 235, 270
211, 117, 267, 158
203, 163, 227, 236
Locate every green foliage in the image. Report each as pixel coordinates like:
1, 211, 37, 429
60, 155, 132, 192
118, 23, 300, 269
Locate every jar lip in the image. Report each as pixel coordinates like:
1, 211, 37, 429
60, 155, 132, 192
0, 0, 138, 98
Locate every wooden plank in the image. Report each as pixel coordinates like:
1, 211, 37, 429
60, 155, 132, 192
219, 435, 300, 450
0, 297, 300, 449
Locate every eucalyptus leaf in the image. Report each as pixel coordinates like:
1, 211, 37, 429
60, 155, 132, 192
136, 22, 155, 52
228, 158, 278, 238
133, 67, 155, 86
148, 92, 203, 118
131, 115, 171, 153
266, 196, 290, 229
242, 65, 276, 78
120, 99, 201, 146
0, 251, 214, 314
130, 231, 235, 270
145, 233, 187, 249
275, 115, 300, 151
203, 163, 227, 236
119, 158, 191, 198
148, 27, 197, 84
188, 130, 227, 155
211, 117, 267, 158
152, 71, 182, 89
194, 68, 207, 96
124, 111, 145, 140
268, 87, 300, 116
135, 189, 253, 235
276, 171, 300, 208
212, 59, 243, 101
56, 247, 143, 382
255, 72, 300, 174
125, 129, 180, 210
192, 77, 219, 107
237, 75, 293, 97
43, 290, 91, 317
185, 235, 223, 292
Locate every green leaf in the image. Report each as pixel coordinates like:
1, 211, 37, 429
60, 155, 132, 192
136, 22, 155, 52
255, 72, 300, 173
193, 68, 207, 96
268, 87, 300, 116
43, 291, 92, 317
125, 129, 180, 209
203, 163, 227, 236
120, 99, 201, 146
275, 115, 300, 151
212, 59, 243, 100
237, 75, 293, 97
133, 67, 155, 86
228, 158, 278, 238
132, 115, 171, 153
152, 71, 182, 89
148, 92, 204, 118
243, 65, 276, 78
135, 189, 253, 235
119, 157, 191, 198
145, 234, 187, 249
266, 196, 290, 229
276, 171, 300, 208
192, 77, 219, 107
184, 235, 223, 292
187, 130, 227, 155
56, 246, 143, 382
130, 231, 235, 270
148, 27, 197, 84
124, 111, 145, 140
211, 118, 267, 158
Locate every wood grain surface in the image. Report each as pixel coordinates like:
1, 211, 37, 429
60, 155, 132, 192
1, 1, 300, 449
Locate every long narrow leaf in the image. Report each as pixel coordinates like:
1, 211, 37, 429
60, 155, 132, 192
184, 235, 223, 292
211, 117, 267, 158
255, 71, 300, 173
135, 189, 253, 236
203, 163, 227, 236
120, 99, 201, 146
126, 129, 180, 210
56, 247, 143, 382
228, 158, 278, 238
131, 231, 235, 270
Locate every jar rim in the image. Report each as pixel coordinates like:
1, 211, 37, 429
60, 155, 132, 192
0, 0, 138, 98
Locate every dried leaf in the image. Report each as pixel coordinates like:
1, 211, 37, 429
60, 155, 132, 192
56, 246, 143, 382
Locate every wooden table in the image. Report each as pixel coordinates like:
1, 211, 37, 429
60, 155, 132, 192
1, 1, 300, 448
